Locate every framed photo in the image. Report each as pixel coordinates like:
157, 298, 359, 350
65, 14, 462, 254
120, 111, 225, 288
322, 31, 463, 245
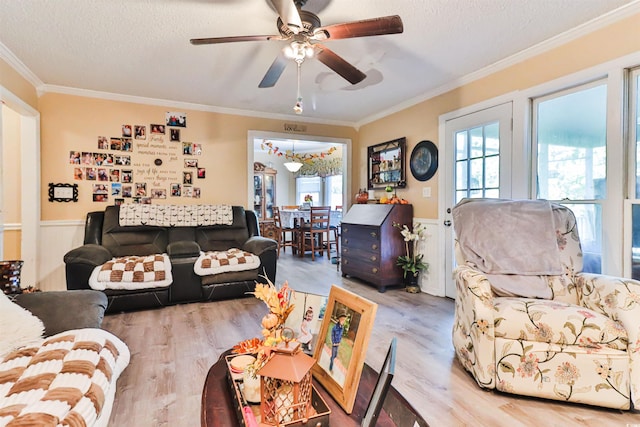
284, 291, 328, 356
134, 125, 146, 140
166, 111, 186, 127
150, 124, 165, 134
361, 338, 397, 427
170, 128, 180, 142
312, 285, 377, 414
48, 183, 78, 202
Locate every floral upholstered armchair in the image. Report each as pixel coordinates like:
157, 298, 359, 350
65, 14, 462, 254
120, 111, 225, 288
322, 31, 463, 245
451, 198, 640, 410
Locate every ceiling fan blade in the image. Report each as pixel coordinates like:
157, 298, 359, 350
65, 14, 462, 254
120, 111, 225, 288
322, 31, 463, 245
259, 51, 289, 88
190, 35, 281, 45
315, 45, 366, 85
315, 15, 403, 40
269, 0, 303, 33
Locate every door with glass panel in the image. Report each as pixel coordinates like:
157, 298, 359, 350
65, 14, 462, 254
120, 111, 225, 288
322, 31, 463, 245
443, 103, 512, 298
533, 81, 607, 274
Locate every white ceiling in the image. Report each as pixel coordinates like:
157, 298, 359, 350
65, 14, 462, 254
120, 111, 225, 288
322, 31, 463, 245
1, 0, 638, 125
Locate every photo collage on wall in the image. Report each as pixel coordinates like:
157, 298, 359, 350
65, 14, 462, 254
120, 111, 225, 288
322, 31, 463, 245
68, 111, 206, 204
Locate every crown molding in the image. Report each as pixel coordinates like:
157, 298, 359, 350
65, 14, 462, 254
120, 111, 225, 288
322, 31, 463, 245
40, 84, 357, 128
356, 1, 640, 127
0, 41, 44, 89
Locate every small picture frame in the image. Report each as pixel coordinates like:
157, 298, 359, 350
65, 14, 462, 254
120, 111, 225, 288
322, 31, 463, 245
284, 291, 329, 356
166, 111, 186, 127
48, 183, 78, 202
361, 338, 397, 427
134, 125, 146, 140
312, 285, 377, 414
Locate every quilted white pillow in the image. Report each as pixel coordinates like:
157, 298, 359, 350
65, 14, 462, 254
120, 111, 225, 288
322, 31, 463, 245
0, 291, 44, 359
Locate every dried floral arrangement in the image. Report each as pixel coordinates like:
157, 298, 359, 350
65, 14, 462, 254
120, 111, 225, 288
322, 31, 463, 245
233, 278, 296, 374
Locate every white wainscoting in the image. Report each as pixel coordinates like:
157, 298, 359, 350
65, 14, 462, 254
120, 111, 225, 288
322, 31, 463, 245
414, 218, 443, 296
38, 220, 85, 291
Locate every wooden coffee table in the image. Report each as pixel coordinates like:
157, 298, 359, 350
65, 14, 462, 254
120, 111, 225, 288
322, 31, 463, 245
201, 350, 428, 427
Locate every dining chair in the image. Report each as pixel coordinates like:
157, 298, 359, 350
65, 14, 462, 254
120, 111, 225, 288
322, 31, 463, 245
298, 206, 331, 261
272, 207, 297, 256
328, 207, 341, 262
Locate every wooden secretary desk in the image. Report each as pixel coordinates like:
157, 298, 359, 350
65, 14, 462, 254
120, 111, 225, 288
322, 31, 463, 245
340, 204, 413, 292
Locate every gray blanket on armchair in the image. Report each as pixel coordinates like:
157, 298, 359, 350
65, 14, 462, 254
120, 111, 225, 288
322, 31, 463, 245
452, 198, 563, 299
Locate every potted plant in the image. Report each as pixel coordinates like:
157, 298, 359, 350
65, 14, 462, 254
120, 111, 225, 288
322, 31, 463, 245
393, 222, 428, 293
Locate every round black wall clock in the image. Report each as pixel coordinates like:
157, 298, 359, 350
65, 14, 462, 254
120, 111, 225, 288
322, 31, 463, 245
410, 140, 438, 181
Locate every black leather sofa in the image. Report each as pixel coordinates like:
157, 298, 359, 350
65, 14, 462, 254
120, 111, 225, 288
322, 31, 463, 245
63, 205, 278, 313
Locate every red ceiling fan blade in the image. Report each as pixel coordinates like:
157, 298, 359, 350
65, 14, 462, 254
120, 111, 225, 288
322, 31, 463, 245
190, 35, 282, 45
269, 0, 303, 33
315, 15, 403, 40
259, 51, 289, 88
315, 45, 366, 85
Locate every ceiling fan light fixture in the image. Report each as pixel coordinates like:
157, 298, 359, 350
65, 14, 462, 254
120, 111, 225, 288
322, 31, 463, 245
284, 41, 310, 61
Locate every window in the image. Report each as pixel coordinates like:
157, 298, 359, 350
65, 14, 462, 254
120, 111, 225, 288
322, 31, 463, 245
534, 81, 607, 273
455, 121, 500, 202
296, 177, 321, 205
629, 68, 640, 279
326, 175, 343, 209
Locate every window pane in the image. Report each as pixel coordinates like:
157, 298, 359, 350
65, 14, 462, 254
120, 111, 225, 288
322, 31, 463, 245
327, 175, 342, 208
485, 156, 499, 188
537, 84, 607, 200
469, 158, 484, 189
296, 177, 321, 204
469, 127, 483, 158
456, 131, 468, 160
485, 122, 499, 155
456, 160, 468, 190
485, 189, 499, 198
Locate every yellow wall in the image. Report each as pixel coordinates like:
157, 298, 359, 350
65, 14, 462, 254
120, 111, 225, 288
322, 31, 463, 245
38, 93, 357, 220
2, 105, 22, 259
5, 11, 640, 225
0, 58, 38, 109
357, 12, 640, 219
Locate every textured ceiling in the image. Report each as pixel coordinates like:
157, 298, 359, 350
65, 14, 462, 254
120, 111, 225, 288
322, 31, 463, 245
1, 0, 638, 125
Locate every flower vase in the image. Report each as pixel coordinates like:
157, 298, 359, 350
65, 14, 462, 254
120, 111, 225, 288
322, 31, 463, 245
404, 272, 421, 293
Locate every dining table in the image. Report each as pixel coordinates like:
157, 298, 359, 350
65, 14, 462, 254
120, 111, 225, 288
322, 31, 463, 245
279, 208, 342, 229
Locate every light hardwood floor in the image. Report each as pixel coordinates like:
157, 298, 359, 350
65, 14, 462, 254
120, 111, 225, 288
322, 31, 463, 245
102, 252, 639, 426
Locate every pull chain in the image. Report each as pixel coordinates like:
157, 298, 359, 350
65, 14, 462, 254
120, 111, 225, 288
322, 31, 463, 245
293, 60, 303, 115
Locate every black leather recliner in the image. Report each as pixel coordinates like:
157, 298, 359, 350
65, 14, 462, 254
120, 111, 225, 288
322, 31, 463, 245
63, 205, 277, 313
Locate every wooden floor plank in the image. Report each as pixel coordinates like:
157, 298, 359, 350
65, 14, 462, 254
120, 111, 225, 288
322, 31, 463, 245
102, 252, 639, 426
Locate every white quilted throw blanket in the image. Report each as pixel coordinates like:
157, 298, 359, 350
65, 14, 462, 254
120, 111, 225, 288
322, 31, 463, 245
89, 254, 172, 290
194, 249, 261, 276
118, 204, 233, 227
0, 328, 130, 427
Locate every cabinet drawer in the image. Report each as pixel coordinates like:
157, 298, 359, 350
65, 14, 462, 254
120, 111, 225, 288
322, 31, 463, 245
341, 246, 380, 262
341, 256, 381, 276
341, 226, 380, 251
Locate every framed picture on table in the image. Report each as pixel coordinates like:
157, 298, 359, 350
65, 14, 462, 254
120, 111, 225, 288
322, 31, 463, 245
312, 285, 377, 414
283, 291, 328, 356
361, 337, 397, 427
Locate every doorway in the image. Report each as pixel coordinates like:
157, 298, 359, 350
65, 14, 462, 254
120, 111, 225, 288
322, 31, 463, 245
247, 131, 351, 213
441, 102, 513, 298
0, 90, 40, 289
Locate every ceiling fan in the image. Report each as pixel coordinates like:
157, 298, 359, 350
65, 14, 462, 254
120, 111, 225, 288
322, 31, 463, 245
190, 0, 403, 89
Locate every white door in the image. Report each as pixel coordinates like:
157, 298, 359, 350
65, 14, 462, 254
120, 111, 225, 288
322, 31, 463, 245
442, 103, 513, 298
